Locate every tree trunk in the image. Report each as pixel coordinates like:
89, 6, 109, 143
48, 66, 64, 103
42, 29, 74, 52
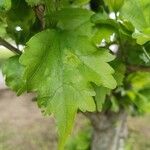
87, 111, 128, 150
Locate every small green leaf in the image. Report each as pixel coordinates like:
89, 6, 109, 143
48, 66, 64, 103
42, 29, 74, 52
132, 28, 150, 45
91, 13, 119, 28
2, 55, 26, 95
105, 0, 124, 12
94, 86, 110, 111
0, 0, 11, 11
93, 25, 117, 44
110, 59, 126, 86
111, 96, 119, 112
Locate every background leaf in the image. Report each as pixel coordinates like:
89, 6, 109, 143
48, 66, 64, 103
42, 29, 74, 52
2, 55, 26, 95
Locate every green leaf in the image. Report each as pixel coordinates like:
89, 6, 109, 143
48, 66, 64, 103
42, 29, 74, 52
91, 13, 118, 45
139, 89, 150, 113
111, 96, 119, 112
93, 25, 117, 44
125, 41, 150, 66
91, 13, 119, 28
0, 0, 11, 11
121, 0, 150, 45
132, 28, 150, 45
51, 8, 93, 30
19, 28, 116, 149
105, 0, 124, 12
94, 86, 110, 111
0, 20, 7, 37
2, 55, 26, 95
126, 72, 150, 113
121, 0, 150, 31
65, 124, 92, 150
110, 59, 126, 86
127, 72, 150, 91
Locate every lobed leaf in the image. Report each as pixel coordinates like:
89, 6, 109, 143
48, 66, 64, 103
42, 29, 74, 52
19, 28, 116, 149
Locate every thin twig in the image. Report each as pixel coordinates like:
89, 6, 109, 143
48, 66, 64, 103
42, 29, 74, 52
0, 37, 22, 55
